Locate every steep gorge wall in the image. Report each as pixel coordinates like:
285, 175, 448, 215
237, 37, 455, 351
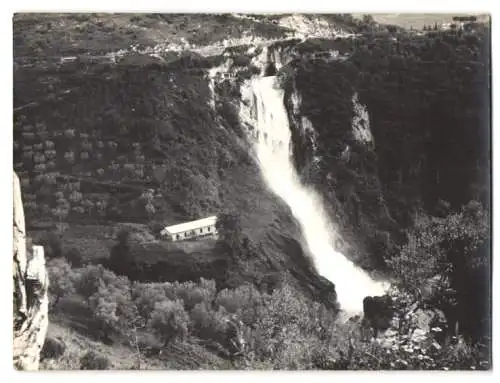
282, 59, 397, 271
13, 171, 49, 370
282, 29, 489, 274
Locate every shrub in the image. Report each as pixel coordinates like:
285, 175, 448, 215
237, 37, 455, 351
215, 283, 262, 322
79, 351, 110, 370
41, 233, 63, 259
41, 336, 66, 360
148, 221, 165, 237
190, 302, 229, 343
234, 282, 336, 369
65, 248, 85, 268
326, 327, 489, 370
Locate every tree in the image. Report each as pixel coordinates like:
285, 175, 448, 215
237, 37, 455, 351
362, 14, 374, 25
68, 191, 83, 204
145, 203, 155, 220
108, 230, 135, 278
386, 201, 489, 341
74, 264, 113, 305
64, 129, 76, 138
132, 283, 168, 325
52, 205, 69, 222
140, 189, 156, 219
81, 140, 93, 151
89, 278, 137, 342
73, 264, 137, 342
216, 211, 243, 250
46, 258, 76, 309
95, 200, 108, 217
64, 151, 75, 164
149, 300, 190, 346
81, 199, 95, 217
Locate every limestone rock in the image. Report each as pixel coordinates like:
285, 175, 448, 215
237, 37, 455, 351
13, 171, 49, 370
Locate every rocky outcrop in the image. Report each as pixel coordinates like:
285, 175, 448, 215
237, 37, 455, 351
372, 289, 449, 350
362, 295, 394, 335
13, 171, 49, 370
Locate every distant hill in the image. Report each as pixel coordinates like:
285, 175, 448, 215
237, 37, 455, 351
352, 13, 490, 30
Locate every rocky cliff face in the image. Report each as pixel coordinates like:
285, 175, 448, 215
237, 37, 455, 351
13, 171, 49, 371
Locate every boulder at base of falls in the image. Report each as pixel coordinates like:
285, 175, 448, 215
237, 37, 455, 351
362, 295, 394, 334
13, 171, 49, 370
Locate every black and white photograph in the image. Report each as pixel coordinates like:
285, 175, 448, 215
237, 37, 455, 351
11, 9, 492, 372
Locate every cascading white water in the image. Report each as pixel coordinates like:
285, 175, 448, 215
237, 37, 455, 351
240, 76, 388, 314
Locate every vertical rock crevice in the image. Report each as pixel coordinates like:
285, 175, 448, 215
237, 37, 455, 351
13, 171, 49, 371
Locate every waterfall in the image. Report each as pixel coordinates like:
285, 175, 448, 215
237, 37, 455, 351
240, 76, 388, 314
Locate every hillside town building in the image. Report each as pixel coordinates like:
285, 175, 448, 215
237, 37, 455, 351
160, 216, 218, 241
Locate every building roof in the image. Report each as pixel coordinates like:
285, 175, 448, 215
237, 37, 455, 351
163, 216, 217, 235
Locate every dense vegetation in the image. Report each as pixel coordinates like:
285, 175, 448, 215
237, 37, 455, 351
43, 220, 489, 370
290, 24, 490, 349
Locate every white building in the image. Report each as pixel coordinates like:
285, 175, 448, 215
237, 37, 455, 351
161, 216, 218, 241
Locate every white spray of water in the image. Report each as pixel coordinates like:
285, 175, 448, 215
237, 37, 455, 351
240, 76, 388, 314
